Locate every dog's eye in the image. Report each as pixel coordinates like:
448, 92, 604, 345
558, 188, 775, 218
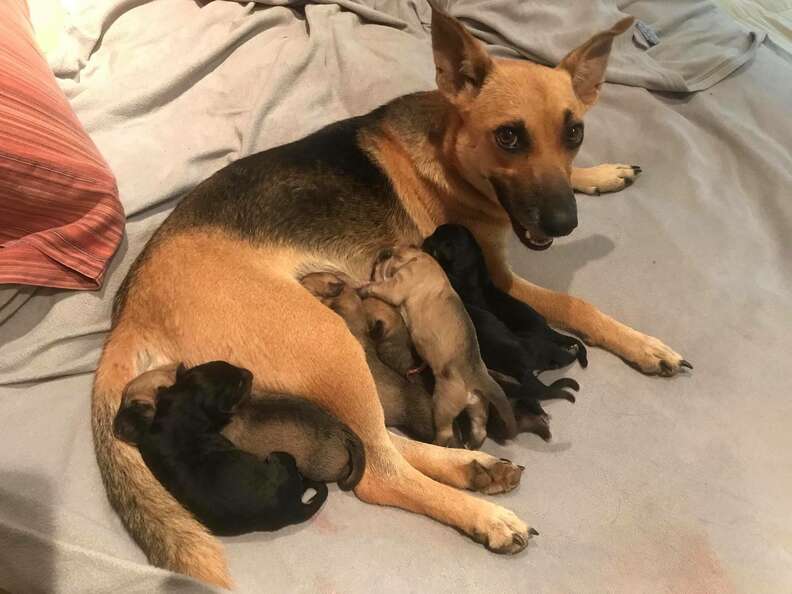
494, 126, 522, 151
566, 123, 584, 148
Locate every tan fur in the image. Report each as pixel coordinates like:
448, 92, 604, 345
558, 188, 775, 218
93, 8, 686, 587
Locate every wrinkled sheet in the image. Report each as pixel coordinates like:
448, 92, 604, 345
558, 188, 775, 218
1, 0, 791, 592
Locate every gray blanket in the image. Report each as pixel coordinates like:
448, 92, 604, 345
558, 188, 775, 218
2, 1, 790, 592
0, 0, 765, 385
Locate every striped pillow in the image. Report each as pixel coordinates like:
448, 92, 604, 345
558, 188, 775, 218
0, 0, 124, 290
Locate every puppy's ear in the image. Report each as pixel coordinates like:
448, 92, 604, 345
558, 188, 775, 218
558, 17, 634, 108
431, 5, 492, 102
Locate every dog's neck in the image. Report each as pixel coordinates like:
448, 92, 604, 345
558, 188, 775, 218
360, 91, 507, 236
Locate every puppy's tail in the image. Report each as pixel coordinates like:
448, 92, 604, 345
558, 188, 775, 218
92, 326, 232, 589
297, 479, 329, 521
475, 375, 518, 439
337, 427, 366, 491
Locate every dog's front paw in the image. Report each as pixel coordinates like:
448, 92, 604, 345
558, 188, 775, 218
472, 505, 537, 554
572, 164, 641, 195
627, 333, 692, 376
469, 458, 523, 495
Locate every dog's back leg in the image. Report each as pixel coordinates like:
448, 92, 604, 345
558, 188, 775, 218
92, 325, 232, 589
388, 433, 523, 496
282, 325, 536, 552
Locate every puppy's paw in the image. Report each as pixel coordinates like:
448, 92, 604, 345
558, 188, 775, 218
573, 164, 641, 195
468, 458, 523, 495
625, 332, 692, 376
472, 505, 537, 554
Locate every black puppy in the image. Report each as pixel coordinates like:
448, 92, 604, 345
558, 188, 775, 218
424, 224, 587, 370
137, 361, 327, 536
423, 224, 585, 431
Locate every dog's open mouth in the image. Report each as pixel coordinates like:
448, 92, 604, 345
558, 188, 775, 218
520, 224, 553, 251
491, 183, 554, 251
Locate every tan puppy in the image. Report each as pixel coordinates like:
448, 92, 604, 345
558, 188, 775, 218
361, 296, 421, 375
301, 272, 435, 442
115, 366, 365, 489
359, 247, 518, 448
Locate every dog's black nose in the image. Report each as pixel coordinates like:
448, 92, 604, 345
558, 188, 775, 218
541, 207, 578, 237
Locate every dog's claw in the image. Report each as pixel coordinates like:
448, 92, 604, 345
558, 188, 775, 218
632, 165, 642, 173
550, 377, 580, 392
680, 359, 693, 370
529, 527, 540, 536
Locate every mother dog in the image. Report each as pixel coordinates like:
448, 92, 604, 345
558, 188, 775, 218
93, 8, 688, 588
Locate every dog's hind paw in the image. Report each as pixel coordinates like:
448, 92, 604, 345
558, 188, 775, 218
469, 458, 523, 495
572, 163, 641, 195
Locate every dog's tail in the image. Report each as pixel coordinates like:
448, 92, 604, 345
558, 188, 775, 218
297, 479, 329, 520
337, 426, 366, 491
92, 327, 232, 589
475, 374, 518, 439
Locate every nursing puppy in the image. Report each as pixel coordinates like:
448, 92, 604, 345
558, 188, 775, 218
117, 365, 365, 489
359, 247, 518, 449
301, 272, 434, 442
423, 224, 588, 371
136, 361, 327, 536
361, 295, 422, 375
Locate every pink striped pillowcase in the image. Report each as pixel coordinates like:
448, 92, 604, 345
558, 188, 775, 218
0, 0, 125, 290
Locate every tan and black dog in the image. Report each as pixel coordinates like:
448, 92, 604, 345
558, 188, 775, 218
93, 7, 688, 588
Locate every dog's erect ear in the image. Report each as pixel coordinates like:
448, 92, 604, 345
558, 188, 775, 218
430, 5, 492, 102
558, 17, 634, 107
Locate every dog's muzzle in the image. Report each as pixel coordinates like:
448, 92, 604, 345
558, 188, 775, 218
491, 177, 578, 251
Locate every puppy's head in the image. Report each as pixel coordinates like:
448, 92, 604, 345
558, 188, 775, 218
430, 7, 633, 249
362, 297, 403, 342
422, 224, 488, 287
174, 361, 254, 418
302, 272, 367, 333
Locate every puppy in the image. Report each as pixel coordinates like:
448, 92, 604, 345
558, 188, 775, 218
423, 224, 583, 430
114, 364, 176, 444
301, 272, 434, 442
361, 296, 422, 375
359, 247, 518, 449
423, 224, 587, 370
136, 361, 327, 536
116, 365, 365, 490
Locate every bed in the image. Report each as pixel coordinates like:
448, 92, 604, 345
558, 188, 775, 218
1, 1, 791, 591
